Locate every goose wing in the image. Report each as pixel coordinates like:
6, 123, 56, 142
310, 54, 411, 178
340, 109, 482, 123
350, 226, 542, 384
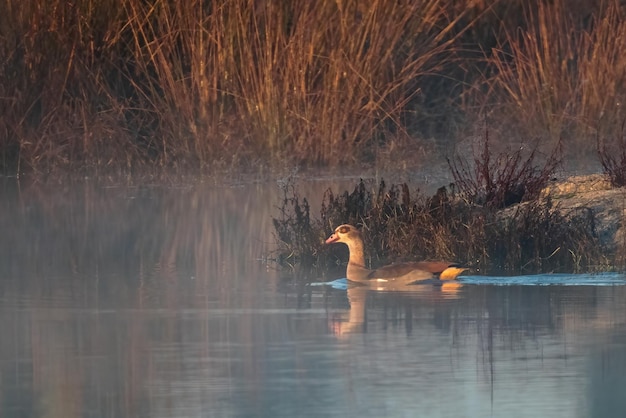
366, 262, 433, 281
366, 261, 465, 281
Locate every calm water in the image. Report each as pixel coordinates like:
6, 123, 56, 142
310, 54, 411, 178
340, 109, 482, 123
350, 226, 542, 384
1, 177, 626, 418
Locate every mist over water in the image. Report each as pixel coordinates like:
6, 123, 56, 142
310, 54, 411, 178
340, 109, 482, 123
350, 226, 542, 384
1, 177, 625, 418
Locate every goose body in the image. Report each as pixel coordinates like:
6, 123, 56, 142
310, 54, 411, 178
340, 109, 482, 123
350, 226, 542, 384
325, 224, 466, 287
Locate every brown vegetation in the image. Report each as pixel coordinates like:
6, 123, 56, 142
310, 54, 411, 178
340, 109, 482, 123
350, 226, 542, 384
598, 131, 626, 187
0, 0, 472, 175
1, 0, 625, 176
273, 177, 607, 276
448, 128, 562, 208
479, 0, 626, 154
273, 126, 615, 276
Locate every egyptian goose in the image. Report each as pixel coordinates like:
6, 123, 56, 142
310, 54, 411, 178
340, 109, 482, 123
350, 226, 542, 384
325, 224, 466, 287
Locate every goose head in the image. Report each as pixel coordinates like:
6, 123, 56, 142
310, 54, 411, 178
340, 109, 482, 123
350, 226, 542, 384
325, 224, 367, 273
325, 224, 363, 245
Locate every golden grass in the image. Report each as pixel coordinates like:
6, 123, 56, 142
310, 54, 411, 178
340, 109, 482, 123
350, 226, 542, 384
479, 0, 626, 153
1, 0, 625, 175
0, 0, 474, 174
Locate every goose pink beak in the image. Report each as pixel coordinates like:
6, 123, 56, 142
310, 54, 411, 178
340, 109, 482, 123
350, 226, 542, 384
325, 233, 339, 244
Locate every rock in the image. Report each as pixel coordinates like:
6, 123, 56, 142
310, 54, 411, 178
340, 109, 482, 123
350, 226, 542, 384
540, 174, 626, 256
540, 174, 612, 198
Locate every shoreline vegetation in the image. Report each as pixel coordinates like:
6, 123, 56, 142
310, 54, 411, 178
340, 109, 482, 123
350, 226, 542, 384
273, 175, 625, 277
273, 131, 626, 276
1, 0, 626, 178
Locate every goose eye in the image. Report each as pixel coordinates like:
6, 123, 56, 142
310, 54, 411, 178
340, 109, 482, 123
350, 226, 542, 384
339, 226, 350, 234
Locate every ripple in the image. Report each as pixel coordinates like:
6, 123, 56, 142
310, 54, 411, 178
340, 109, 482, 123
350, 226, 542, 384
459, 272, 626, 286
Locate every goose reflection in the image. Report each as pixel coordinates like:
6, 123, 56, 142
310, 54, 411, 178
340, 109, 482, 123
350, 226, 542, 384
330, 281, 463, 337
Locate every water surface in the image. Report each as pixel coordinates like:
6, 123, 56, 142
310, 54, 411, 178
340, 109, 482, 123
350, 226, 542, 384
1, 178, 625, 418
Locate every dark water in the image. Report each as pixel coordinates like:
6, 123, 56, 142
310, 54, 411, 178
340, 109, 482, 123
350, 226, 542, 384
1, 178, 626, 418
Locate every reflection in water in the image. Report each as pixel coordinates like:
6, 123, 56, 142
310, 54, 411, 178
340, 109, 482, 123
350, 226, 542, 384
588, 336, 626, 416
1, 179, 626, 417
330, 286, 368, 335
330, 283, 464, 336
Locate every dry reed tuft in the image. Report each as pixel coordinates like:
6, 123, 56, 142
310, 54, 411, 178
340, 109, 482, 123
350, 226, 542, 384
0, 0, 473, 175
2, 0, 626, 176
477, 0, 626, 155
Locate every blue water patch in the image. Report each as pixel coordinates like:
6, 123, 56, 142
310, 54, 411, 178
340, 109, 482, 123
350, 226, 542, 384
309, 278, 349, 290
309, 273, 626, 288
459, 272, 626, 286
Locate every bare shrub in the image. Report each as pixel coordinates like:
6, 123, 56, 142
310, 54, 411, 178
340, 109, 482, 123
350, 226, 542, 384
598, 131, 626, 187
447, 129, 562, 208
272, 182, 317, 269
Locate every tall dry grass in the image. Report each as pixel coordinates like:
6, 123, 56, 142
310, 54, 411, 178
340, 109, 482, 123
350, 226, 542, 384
3, 0, 626, 175
0, 0, 474, 175
479, 0, 626, 155
124, 0, 472, 164
0, 0, 138, 174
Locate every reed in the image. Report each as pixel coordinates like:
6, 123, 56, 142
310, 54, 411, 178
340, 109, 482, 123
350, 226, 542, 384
478, 0, 626, 156
211, 0, 470, 164
2, 0, 625, 175
0, 0, 148, 174
0, 0, 472, 174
